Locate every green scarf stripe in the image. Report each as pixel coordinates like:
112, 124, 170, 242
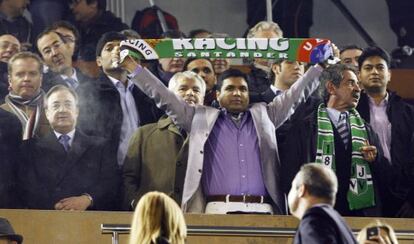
316, 104, 375, 210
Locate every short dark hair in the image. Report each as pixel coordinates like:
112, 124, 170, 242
358, 46, 391, 70
36, 29, 65, 53
50, 20, 80, 44
295, 163, 338, 205
319, 64, 358, 101
71, 0, 106, 10
339, 44, 363, 55
216, 68, 248, 91
183, 57, 215, 72
95, 31, 127, 57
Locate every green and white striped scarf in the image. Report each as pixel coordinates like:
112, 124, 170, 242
316, 103, 375, 210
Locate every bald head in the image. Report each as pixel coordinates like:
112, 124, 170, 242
0, 34, 20, 63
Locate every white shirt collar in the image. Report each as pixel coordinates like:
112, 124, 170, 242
54, 129, 76, 146
368, 92, 389, 107
108, 75, 134, 90
326, 107, 348, 126
60, 68, 78, 81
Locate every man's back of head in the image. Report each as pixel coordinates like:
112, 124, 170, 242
288, 163, 338, 219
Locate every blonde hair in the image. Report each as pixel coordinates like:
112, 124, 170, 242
129, 192, 187, 244
356, 220, 398, 244
247, 21, 283, 38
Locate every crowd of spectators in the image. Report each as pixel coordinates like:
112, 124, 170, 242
0, 0, 413, 243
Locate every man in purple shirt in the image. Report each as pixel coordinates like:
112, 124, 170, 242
121, 42, 332, 214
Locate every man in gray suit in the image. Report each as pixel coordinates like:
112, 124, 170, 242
120, 43, 331, 214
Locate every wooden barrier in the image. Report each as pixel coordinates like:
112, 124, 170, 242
0, 209, 413, 244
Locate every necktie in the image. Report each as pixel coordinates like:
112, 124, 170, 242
58, 134, 71, 152
337, 112, 349, 147
64, 77, 78, 89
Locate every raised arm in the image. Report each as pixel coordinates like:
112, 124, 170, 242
266, 64, 323, 128
122, 57, 195, 132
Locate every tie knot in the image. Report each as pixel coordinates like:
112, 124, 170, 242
339, 112, 347, 121
59, 134, 70, 141
64, 78, 78, 89
58, 134, 71, 152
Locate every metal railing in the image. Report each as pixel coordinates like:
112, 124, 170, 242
106, 0, 126, 22
101, 224, 414, 244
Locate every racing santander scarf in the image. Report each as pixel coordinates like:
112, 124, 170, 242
315, 103, 375, 210
119, 38, 333, 64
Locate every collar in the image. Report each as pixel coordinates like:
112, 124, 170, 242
108, 75, 134, 90
54, 129, 76, 140
270, 84, 283, 96
60, 68, 78, 81
367, 92, 389, 107
326, 107, 348, 124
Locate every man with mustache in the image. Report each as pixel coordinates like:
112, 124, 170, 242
36, 29, 91, 92
356, 46, 414, 217
0, 51, 49, 139
0, 34, 20, 102
18, 85, 120, 210
122, 71, 205, 210
281, 64, 389, 217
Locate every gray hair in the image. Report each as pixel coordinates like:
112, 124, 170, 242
168, 71, 207, 95
247, 21, 283, 38
44, 85, 78, 108
319, 64, 358, 102
294, 163, 338, 205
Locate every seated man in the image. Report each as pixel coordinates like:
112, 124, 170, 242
183, 57, 217, 106
121, 42, 331, 214
281, 64, 389, 217
0, 34, 20, 102
1, 51, 49, 139
36, 29, 92, 91
123, 71, 206, 210
18, 85, 120, 210
289, 163, 357, 244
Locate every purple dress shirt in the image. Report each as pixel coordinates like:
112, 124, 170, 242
201, 110, 268, 196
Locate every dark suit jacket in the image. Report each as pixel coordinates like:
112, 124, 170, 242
122, 116, 188, 210
357, 91, 414, 216
41, 68, 93, 92
281, 105, 390, 216
0, 108, 22, 208
77, 72, 163, 158
18, 129, 120, 210
294, 204, 357, 244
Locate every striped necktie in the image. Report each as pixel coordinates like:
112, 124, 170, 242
64, 77, 78, 89
337, 112, 349, 148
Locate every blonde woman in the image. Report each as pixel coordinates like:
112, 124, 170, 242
129, 191, 187, 244
357, 220, 398, 244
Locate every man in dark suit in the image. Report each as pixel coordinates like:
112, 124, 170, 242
77, 32, 162, 167
18, 85, 120, 210
0, 108, 21, 208
288, 163, 357, 244
36, 28, 92, 92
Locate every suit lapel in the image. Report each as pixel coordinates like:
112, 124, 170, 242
56, 130, 91, 185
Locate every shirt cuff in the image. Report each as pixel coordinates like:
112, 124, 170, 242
83, 193, 94, 207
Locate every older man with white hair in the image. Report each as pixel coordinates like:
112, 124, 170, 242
123, 71, 206, 210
